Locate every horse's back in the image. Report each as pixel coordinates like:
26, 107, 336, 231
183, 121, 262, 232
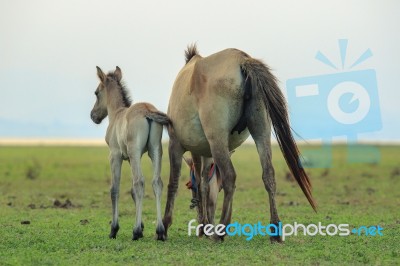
194, 48, 248, 102
168, 48, 250, 156
170, 48, 247, 104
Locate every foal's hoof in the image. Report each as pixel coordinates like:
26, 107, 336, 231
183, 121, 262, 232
109, 224, 120, 239
159, 229, 168, 241
155, 225, 166, 241
132, 228, 144, 241
156, 233, 166, 241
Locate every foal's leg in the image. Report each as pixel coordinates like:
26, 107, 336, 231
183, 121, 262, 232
247, 103, 282, 243
147, 122, 165, 241
129, 149, 146, 240
200, 157, 213, 225
207, 171, 220, 225
128, 120, 149, 240
191, 154, 202, 223
109, 152, 123, 238
162, 126, 185, 239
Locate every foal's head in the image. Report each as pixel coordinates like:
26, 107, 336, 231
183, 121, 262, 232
90, 66, 130, 124
182, 156, 196, 191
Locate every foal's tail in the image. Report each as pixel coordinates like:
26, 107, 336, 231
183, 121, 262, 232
145, 111, 171, 126
240, 58, 317, 212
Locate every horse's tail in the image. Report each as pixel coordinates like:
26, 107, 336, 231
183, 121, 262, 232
240, 58, 317, 212
145, 111, 171, 126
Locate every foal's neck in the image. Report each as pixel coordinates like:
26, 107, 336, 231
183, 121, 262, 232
107, 87, 130, 121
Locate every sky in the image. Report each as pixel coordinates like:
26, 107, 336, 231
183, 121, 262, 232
0, 0, 399, 141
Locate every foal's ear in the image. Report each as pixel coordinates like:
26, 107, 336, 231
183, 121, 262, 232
114, 66, 122, 82
96, 66, 106, 83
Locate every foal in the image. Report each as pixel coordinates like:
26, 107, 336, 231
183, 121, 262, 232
183, 156, 222, 226
183, 151, 234, 226
91, 66, 170, 241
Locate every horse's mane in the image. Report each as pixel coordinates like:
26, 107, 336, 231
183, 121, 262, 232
185, 43, 199, 64
107, 72, 132, 107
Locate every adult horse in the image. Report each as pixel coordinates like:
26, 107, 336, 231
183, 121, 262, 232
91, 66, 170, 241
162, 45, 317, 242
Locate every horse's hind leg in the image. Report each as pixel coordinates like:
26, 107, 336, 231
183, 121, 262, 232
109, 152, 123, 238
207, 139, 236, 241
148, 122, 165, 241
199, 107, 236, 240
247, 103, 282, 243
162, 125, 185, 239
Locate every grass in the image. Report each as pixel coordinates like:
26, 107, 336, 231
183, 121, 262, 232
0, 144, 399, 265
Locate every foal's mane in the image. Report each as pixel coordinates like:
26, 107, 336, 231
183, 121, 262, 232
106, 72, 132, 107
185, 43, 199, 64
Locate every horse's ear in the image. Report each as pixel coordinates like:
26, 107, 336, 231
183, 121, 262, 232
182, 156, 192, 167
114, 66, 122, 82
96, 66, 106, 83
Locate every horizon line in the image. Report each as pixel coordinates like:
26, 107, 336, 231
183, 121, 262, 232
0, 137, 399, 146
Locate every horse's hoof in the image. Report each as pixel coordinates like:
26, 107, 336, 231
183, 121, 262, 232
211, 233, 224, 242
141, 222, 144, 230
270, 235, 283, 244
109, 224, 120, 239
161, 217, 171, 240
269, 221, 282, 243
132, 228, 144, 241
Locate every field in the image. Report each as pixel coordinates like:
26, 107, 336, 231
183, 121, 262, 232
0, 144, 399, 265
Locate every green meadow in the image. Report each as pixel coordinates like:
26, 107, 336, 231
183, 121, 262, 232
0, 144, 399, 265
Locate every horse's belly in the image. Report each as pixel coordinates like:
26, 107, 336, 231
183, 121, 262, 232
175, 115, 210, 155
175, 117, 250, 157
228, 129, 250, 150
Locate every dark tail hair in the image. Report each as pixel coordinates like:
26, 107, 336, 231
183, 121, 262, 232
240, 58, 317, 212
145, 111, 171, 126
